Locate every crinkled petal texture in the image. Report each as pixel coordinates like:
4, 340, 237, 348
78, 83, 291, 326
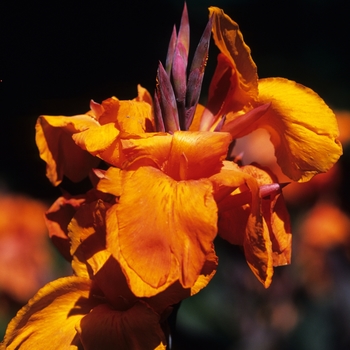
72, 97, 155, 167
105, 166, 218, 297
35, 115, 100, 186
254, 78, 342, 182
1, 276, 99, 350
77, 301, 166, 350
216, 163, 291, 287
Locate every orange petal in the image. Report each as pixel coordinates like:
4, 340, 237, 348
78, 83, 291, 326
72, 122, 120, 155
244, 212, 274, 288
2, 276, 99, 349
68, 200, 111, 279
164, 131, 232, 180
35, 115, 100, 186
256, 78, 342, 182
243, 165, 292, 266
77, 301, 166, 350
120, 133, 172, 168
201, 7, 258, 129
134, 84, 154, 107
99, 97, 154, 133
106, 166, 218, 297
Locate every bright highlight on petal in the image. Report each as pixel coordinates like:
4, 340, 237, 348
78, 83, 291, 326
2, 277, 98, 350
256, 78, 342, 182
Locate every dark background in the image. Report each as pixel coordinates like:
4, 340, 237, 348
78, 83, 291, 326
1, 0, 349, 201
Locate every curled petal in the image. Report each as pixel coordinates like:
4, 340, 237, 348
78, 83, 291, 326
77, 302, 166, 350
256, 78, 342, 182
44, 195, 86, 261
106, 166, 218, 297
134, 84, 153, 107
243, 165, 292, 267
72, 123, 120, 155
201, 7, 258, 130
35, 115, 100, 186
2, 276, 99, 350
209, 7, 258, 100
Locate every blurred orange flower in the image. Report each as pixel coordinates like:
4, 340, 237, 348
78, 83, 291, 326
0, 196, 53, 303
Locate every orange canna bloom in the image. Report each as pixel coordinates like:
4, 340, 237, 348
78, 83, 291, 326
32, 6, 341, 293
202, 7, 342, 183
5, 5, 343, 348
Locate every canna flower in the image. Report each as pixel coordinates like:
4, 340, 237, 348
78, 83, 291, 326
201, 7, 342, 183
32, 4, 341, 296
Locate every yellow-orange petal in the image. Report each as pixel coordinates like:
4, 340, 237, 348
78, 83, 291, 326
99, 97, 154, 133
120, 133, 172, 168
164, 131, 232, 180
77, 301, 166, 350
97, 166, 131, 197
106, 166, 218, 297
134, 84, 154, 107
72, 122, 120, 155
35, 115, 100, 186
209, 7, 258, 104
256, 78, 342, 182
1, 276, 99, 350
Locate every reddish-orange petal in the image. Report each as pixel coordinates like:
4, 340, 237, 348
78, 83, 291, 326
106, 166, 218, 297
77, 301, 166, 350
44, 195, 86, 261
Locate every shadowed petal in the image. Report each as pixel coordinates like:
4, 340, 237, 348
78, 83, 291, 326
1, 276, 99, 350
44, 196, 86, 261
77, 301, 166, 350
35, 115, 100, 186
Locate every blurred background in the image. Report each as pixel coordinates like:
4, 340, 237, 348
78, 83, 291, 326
1, 0, 349, 348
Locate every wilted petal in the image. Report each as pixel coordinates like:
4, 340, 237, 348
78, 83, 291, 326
256, 78, 342, 182
77, 301, 166, 350
2, 276, 99, 350
35, 115, 100, 186
106, 166, 218, 297
243, 164, 292, 267
44, 195, 86, 261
